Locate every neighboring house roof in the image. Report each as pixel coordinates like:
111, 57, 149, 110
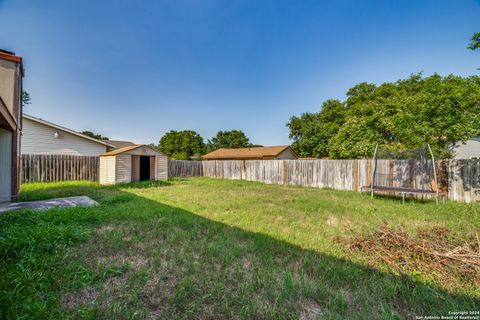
22, 114, 116, 148
100, 144, 165, 157
108, 140, 136, 148
203, 145, 297, 159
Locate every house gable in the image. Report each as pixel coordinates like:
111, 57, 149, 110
21, 116, 110, 156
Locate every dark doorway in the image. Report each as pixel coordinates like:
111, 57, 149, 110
140, 156, 150, 181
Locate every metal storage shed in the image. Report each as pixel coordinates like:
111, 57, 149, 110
99, 145, 168, 185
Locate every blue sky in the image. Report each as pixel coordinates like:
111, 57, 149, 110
1, 0, 479, 145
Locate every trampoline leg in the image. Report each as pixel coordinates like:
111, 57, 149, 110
402, 193, 405, 205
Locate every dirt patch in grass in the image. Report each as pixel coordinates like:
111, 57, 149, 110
97, 254, 150, 270
326, 215, 338, 226
338, 225, 480, 290
61, 286, 100, 310
299, 299, 322, 320
97, 224, 116, 233
61, 272, 133, 311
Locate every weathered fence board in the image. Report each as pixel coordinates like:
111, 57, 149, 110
447, 159, 480, 203
168, 160, 203, 177
21, 154, 99, 183
168, 159, 480, 203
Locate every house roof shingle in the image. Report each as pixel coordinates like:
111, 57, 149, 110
202, 145, 295, 159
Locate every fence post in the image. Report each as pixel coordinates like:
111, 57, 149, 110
438, 159, 448, 195
282, 160, 287, 185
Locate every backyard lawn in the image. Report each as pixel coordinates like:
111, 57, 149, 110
0, 178, 479, 319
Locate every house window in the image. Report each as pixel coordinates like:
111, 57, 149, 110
470, 156, 480, 160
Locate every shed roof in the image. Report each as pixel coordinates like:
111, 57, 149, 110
108, 140, 136, 148
203, 145, 296, 159
23, 114, 116, 148
100, 144, 165, 157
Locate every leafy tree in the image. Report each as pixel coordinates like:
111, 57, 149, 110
468, 32, 480, 50
147, 143, 161, 152
22, 91, 31, 106
159, 130, 204, 160
468, 32, 480, 70
287, 99, 346, 158
206, 130, 252, 153
288, 74, 480, 159
80, 130, 109, 140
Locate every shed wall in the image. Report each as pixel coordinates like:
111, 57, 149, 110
127, 146, 162, 156
115, 154, 131, 183
99, 156, 116, 185
156, 155, 168, 180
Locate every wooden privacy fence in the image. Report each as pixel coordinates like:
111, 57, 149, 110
168, 159, 480, 203
168, 160, 203, 177
21, 154, 99, 183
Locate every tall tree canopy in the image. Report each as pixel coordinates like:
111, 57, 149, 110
287, 99, 346, 158
468, 32, 480, 50
159, 130, 204, 160
206, 130, 252, 153
80, 131, 109, 140
287, 74, 480, 159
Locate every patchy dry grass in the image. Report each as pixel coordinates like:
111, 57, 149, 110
0, 178, 479, 319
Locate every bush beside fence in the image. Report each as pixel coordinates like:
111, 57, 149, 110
169, 159, 480, 203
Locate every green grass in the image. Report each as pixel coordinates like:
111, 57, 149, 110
1, 178, 479, 319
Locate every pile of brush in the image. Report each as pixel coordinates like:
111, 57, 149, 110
339, 224, 480, 288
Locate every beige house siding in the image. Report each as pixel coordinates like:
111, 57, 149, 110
0, 59, 16, 114
156, 155, 168, 179
115, 154, 131, 183
21, 117, 107, 156
453, 137, 480, 159
99, 156, 116, 185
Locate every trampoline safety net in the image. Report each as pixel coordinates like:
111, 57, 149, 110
364, 144, 445, 205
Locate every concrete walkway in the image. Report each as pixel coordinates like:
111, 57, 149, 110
0, 196, 98, 213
